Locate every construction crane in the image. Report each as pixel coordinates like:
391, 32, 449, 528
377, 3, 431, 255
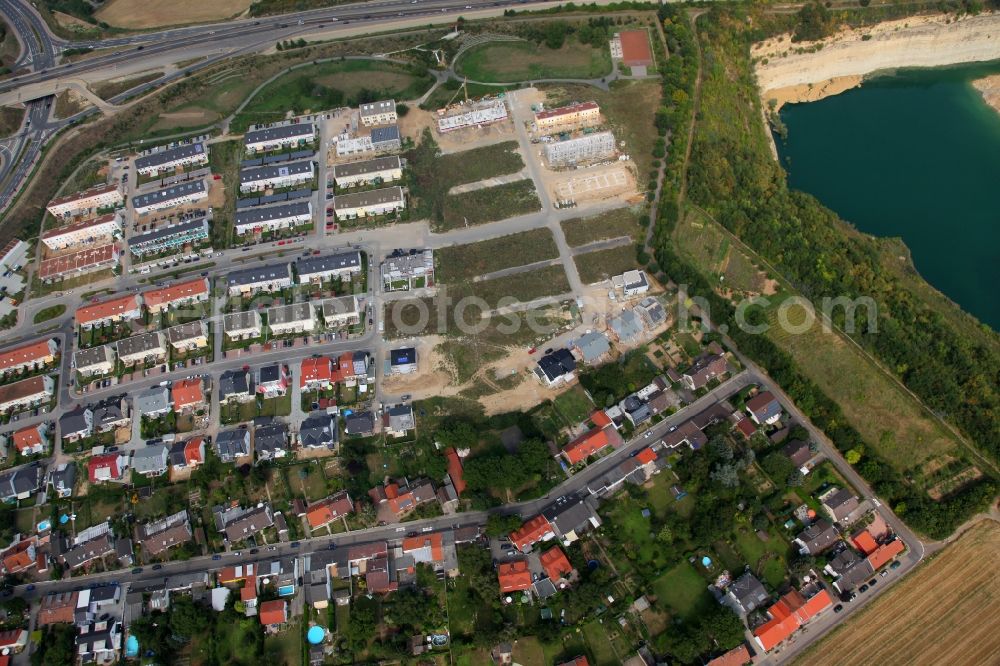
445, 76, 470, 109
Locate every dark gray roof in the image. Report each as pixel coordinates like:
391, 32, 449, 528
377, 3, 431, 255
219, 370, 250, 397
235, 201, 311, 227
369, 125, 400, 144
239, 160, 313, 185
300, 412, 337, 448
135, 142, 206, 171
542, 499, 598, 538
796, 519, 840, 555
74, 345, 114, 369
226, 262, 291, 288
116, 331, 165, 358
537, 349, 576, 381
132, 179, 206, 210
128, 217, 208, 248
216, 428, 250, 459
255, 422, 288, 453
390, 347, 416, 366
296, 251, 362, 277
0, 464, 41, 497
345, 411, 375, 435
332, 155, 400, 179
92, 398, 127, 428
728, 573, 769, 612
359, 99, 395, 118
59, 405, 91, 433
50, 462, 76, 492
332, 186, 404, 211
258, 364, 282, 384
244, 123, 315, 146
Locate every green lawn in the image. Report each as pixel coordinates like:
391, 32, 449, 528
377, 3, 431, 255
284, 463, 329, 502
231, 59, 434, 133
732, 526, 790, 589
456, 41, 612, 83
435, 228, 558, 283
581, 620, 618, 666
33, 304, 66, 324
263, 622, 302, 665
440, 179, 541, 231
574, 244, 640, 284
553, 386, 594, 426
651, 562, 713, 620
214, 615, 264, 663
560, 206, 645, 247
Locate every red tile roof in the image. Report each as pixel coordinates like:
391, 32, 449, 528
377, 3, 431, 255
143, 278, 208, 309
635, 447, 656, 465
171, 378, 204, 411
446, 447, 466, 494
510, 514, 553, 551
618, 30, 652, 66
241, 577, 257, 601
736, 418, 757, 438
39, 243, 118, 280
562, 428, 610, 465
707, 644, 751, 666
402, 533, 444, 562
852, 530, 879, 556
497, 560, 532, 593
183, 437, 204, 466
557, 657, 590, 666
539, 546, 573, 581
88, 453, 122, 482
259, 599, 286, 626
76, 293, 139, 326
590, 409, 612, 428
0, 339, 54, 373
754, 612, 800, 652
753, 587, 832, 652
330, 351, 358, 383
300, 356, 333, 388
867, 538, 905, 570
306, 493, 354, 528
12, 425, 44, 452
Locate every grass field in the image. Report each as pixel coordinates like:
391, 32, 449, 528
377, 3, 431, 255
441, 179, 541, 231
435, 229, 559, 283
96, 0, 250, 28
766, 297, 961, 473
90, 72, 162, 101
462, 264, 571, 310
208, 140, 240, 248
581, 620, 618, 666
574, 244, 639, 284
674, 207, 772, 295
33, 304, 66, 324
0, 106, 23, 138
651, 562, 713, 620
560, 206, 645, 247
553, 385, 593, 425
795, 521, 1000, 666
456, 41, 612, 83
408, 139, 526, 223
231, 60, 434, 133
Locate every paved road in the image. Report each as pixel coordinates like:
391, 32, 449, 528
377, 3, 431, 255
6, 371, 755, 601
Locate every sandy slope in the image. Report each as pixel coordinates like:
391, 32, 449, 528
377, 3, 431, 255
971, 73, 1000, 113
753, 12, 1000, 109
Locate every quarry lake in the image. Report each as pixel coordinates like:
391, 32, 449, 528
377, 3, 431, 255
775, 61, 1000, 330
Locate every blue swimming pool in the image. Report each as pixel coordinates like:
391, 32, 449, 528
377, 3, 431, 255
278, 584, 294, 596
125, 636, 139, 657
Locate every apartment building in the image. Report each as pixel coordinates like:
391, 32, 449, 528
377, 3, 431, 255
239, 160, 314, 193
225, 263, 293, 296
244, 123, 316, 152
234, 201, 312, 236
46, 183, 123, 218
331, 155, 402, 188
0, 338, 58, 376
0, 375, 54, 412
73, 345, 116, 377
359, 99, 397, 126
75, 294, 142, 329
132, 180, 208, 215
533, 101, 601, 132
295, 250, 362, 283
41, 213, 122, 251
38, 243, 120, 282
266, 303, 316, 335
437, 97, 508, 133
332, 186, 404, 219
128, 216, 210, 257
543, 131, 616, 166
116, 332, 167, 366
223, 310, 263, 340
143, 277, 209, 314
135, 142, 209, 176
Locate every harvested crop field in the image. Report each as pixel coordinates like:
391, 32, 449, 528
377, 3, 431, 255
574, 244, 639, 284
96, 0, 251, 28
440, 179, 541, 231
795, 520, 1000, 666
561, 206, 644, 247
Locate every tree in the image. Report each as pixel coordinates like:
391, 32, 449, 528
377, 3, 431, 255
845, 447, 863, 465
656, 525, 673, 544
485, 513, 522, 537
169, 596, 210, 641
710, 463, 739, 488
760, 452, 794, 484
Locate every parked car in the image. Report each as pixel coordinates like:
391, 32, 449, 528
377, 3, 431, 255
212, 554, 222, 560
890, 560, 902, 570
152, 564, 163, 570
868, 578, 877, 586
834, 604, 844, 613
859, 584, 869, 593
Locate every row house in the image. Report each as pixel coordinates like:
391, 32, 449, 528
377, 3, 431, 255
135, 142, 208, 176
0, 337, 58, 376
166, 320, 209, 352
295, 251, 362, 284
267, 302, 316, 336
235, 201, 312, 237
128, 216, 210, 256
223, 310, 263, 340
239, 159, 314, 193
73, 345, 115, 377
332, 186, 404, 219
46, 183, 123, 218
75, 293, 142, 329
143, 277, 209, 314
132, 179, 208, 216
116, 331, 167, 366
225, 262, 292, 296
0, 375, 54, 413
41, 213, 122, 250
331, 155, 402, 188
244, 123, 316, 153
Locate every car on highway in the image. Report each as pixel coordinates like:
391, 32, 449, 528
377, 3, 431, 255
212, 554, 222, 560
291, 541, 300, 548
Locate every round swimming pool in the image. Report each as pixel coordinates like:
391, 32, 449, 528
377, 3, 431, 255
307, 626, 325, 645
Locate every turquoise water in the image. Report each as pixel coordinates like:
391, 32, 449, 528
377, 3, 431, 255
278, 584, 295, 596
776, 60, 1000, 330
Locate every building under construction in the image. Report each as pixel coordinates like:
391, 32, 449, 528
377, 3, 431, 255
544, 131, 616, 166
437, 97, 509, 133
